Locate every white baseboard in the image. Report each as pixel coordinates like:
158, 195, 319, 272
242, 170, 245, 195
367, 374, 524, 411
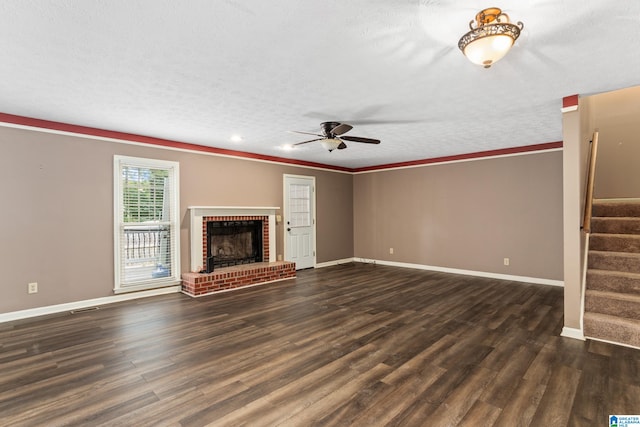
2, 259, 563, 323
584, 335, 640, 350
561, 326, 585, 341
0, 285, 181, 323
360, 259, 564, 287
315, 258, 356, 269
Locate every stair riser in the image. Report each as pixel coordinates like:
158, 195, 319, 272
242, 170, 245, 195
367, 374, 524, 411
592, 203, 640, 217
591, 218, 640, 234
584, 315, 640, 349
587, 272, 640, 296
585, 294, 640, 320
588, 253, 640, 274
590, 235, 640, 253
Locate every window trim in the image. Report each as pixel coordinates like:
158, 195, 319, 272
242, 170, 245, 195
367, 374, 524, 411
113, 155, 181, 293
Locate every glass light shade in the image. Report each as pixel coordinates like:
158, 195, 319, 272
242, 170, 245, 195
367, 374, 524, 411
463, 33, 514, 67
321, 138, 341, 152
458, 8, 523, 68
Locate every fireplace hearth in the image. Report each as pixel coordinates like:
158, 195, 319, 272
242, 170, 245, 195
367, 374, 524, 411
183, 206, 295, 297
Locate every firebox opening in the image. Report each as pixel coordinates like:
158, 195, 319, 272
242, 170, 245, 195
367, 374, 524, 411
206, 220, 263, 272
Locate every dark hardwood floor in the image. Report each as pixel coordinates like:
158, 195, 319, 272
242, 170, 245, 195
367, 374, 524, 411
1, 263, 639, 426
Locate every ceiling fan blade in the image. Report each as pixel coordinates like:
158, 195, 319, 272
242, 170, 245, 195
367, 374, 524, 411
341, 135, 381, 144
337, 141, 347, 150
303, 108, 424, 126
344, 118, 423, 125
288, 130, 323, 137
293, 138, 324, 146
331, 123, 353, 136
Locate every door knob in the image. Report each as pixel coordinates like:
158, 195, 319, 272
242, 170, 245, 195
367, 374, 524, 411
287, 228, 291, 232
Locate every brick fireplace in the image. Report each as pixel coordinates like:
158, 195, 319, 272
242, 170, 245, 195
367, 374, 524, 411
182, 206, 295, 297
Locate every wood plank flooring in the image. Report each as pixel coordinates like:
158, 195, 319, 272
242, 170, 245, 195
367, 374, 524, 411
1, 263, 639, 426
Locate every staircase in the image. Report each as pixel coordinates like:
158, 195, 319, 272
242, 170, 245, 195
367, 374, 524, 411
583, 199, 640, 348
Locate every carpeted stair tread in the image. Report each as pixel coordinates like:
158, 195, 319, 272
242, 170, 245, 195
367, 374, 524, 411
587, 269, 640, 295
588, 251, 640, 274
589, 233, 640, 253
590, 217, 640, 234
583, 312, 640, 349
585, 289, 640, 320
585, 198, 640, 349
592, 200, 640, 217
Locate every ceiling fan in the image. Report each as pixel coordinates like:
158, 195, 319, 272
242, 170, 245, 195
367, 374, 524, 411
290, 122, 381, 152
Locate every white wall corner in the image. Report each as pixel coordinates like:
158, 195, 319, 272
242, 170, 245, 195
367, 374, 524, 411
561, 326, 585, 341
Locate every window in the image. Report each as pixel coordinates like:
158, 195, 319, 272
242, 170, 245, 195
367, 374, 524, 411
114, 156, 180, 292
288, 183, 311, 227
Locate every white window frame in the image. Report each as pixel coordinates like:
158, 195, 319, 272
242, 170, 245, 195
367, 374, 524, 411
113, 155, 181, 293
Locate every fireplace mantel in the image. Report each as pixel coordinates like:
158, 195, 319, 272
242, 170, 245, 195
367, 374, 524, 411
188, 206, 279, 272
188, 206, 280, 217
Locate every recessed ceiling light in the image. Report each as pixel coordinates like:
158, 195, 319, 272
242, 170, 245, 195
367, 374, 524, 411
230, 135, 243, 142
281, 144, 294, 151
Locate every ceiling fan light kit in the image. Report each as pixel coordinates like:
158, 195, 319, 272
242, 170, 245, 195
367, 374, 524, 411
458, 7, 523, 68
321, 138, 342, 152
291, 121, 380, 152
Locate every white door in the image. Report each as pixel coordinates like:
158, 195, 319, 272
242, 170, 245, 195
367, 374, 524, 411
284, 175, 316, 269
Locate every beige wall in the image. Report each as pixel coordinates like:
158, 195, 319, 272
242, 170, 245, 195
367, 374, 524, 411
589, 85, 640, 198
0, 126, 353, 313
353, 151, 564, 280
1, 123, 567, 316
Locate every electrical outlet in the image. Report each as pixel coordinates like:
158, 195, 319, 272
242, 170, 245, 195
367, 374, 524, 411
389, 247, 394, 254
28, 282, 38, 294
503, 258, 510, 266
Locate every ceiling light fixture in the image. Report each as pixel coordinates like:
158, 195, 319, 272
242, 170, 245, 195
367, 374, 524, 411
320, 138, 341, 152
458, 7, 523, 68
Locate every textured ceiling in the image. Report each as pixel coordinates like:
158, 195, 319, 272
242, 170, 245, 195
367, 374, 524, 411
1, 0, 639, 169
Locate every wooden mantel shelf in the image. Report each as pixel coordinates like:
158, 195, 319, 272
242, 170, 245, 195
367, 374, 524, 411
188, 206, 280, 216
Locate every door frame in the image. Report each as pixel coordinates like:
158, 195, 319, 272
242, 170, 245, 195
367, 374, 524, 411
283, 174, 317, 268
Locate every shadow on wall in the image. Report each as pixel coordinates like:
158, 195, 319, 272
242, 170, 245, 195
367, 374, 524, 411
589, 84, 640, 199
